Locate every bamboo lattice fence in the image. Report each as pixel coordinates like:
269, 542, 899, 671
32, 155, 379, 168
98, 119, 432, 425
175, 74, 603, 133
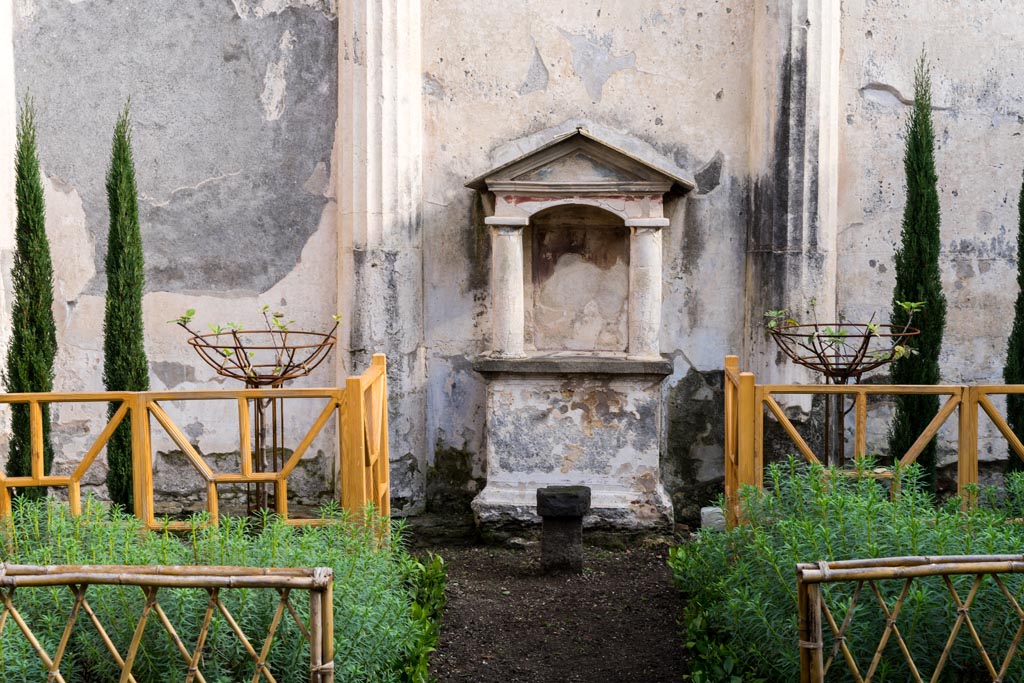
723, 355, 1024, 524
0, 355, 390, 529
797, 554, 1024, 682
0, 562, 335, 682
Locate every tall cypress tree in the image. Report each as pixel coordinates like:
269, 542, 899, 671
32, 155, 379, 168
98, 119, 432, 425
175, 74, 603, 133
1004, 171, 1024, 472
888, 54, 946, 488
103, 102, 149, 512
3, 98, 57, 499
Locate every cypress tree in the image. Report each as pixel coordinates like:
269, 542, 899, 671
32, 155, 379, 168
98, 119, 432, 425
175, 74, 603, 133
888, 54, 946, 488
103, 102, 149, 512
3, 98, 57, 499
1004, 171, 1024, 472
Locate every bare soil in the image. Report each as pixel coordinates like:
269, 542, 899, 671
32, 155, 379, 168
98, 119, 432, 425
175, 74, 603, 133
427, 543, 685, 683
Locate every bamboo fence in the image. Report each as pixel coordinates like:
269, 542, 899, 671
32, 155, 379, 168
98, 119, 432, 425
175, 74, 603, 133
0, 562, 335, 683
723, 354, 1024, 525
0, 355, 390, 529
797, 554, 1024, 682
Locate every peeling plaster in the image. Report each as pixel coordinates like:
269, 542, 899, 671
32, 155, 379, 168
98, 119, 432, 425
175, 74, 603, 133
558, 29, 636, 101
43, 174, 95, 310
518, 46, 549, 96
860, 82, 951, 110
260, 30, 297, 121
140, 170, 242, 208
302, 161, 331, 196
231, 0, 337, 20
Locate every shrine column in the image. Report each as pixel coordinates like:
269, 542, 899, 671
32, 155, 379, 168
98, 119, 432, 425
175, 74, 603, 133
485, 216, 527, 358
627, 218, 668, 359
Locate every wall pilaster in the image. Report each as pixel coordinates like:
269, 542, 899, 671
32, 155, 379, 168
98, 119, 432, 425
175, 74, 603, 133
744, 0, 841, 393
338, 0, 426, 513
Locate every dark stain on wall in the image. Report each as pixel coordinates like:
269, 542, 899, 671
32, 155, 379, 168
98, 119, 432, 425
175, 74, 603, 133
530, 206, 627, 283
467, 193, 491, 291
389, 451, 423, 513
663, 367, 725, 525
694, 151, 723, 195
426, 443, 484, 514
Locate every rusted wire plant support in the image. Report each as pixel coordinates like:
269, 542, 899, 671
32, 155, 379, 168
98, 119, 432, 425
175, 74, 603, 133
0, 563, 335, 683
720, 355, 1024, 526
769, 323, 920, 467
797, 554, 1024, 682
0, 355, 390, 529
182, 325, 337, 515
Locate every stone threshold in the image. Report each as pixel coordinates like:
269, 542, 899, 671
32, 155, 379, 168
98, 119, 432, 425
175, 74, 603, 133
472, 353, 672, 376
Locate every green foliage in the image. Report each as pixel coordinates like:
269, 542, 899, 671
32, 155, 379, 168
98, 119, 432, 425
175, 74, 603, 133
102, 102, 149, 512
889, 54, 947, 488
0, 498, 445, 682
670, 458, 1024, 682
398, 551, 447, 682
1005, 171, 1024, 473
3, 97, 57, 500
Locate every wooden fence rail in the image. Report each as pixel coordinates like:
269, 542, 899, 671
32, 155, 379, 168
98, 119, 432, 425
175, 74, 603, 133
724, 355, 1024, 524
0, 355, 390, 529
0, 563, 334, 683
797, 554, 1024, 682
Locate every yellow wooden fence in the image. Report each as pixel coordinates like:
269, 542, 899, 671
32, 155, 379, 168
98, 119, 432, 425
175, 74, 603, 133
0, 563, 335, 682
0, 354, 390, 529
797, 554, 1024, 682
724, 355, 1024, 523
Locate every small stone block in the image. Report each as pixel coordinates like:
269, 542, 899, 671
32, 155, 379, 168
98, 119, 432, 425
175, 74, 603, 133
541, 517, 583, 573
536, 485, 592, 518
700, 506, 726, 531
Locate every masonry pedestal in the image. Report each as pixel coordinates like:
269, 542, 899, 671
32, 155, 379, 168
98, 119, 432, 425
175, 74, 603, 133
472, 355, 673, 530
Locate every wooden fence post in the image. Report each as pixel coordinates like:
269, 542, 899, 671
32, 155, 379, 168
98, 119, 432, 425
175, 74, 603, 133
798, 569, 810, 683
371, 354, 390, 516
341, 378, 367, 512
738, 372, 757, 491
130, 394, 154, 526
724, 356, 738, 525
958, 385, 979, 505
806, 582, 824, 681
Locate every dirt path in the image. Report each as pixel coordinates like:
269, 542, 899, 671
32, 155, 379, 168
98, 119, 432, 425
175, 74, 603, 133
428, 543, 685, 683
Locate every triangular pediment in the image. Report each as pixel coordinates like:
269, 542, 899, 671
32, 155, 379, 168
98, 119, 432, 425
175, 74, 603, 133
513, 151, 644, 184
466, 129, 695, 195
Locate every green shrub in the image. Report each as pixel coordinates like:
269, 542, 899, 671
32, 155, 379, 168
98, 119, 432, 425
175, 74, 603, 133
670, 459, 1024, 682
0, 499, 445, 683
399, 552, 447, 682
1005, 168, 1024, 473
103, 102, 149, 512
889, 53, 946, 488
4, 97, 57, 498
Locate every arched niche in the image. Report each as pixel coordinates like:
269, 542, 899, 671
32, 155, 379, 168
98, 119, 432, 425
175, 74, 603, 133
525, 204, 629, 353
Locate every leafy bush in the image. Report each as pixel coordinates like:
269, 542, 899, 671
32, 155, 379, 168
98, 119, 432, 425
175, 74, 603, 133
670, 459, 1024, 682
0, 499, 445, 682
4, 97, 57, 498
103, 102, 149, 512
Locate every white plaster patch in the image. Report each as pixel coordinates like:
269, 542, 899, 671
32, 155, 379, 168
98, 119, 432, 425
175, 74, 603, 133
534, 255, 628, 351
232, 0, 337, 20
260, 30, 296, 122
14, 0, 37, 25
42, 174, 96, 329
